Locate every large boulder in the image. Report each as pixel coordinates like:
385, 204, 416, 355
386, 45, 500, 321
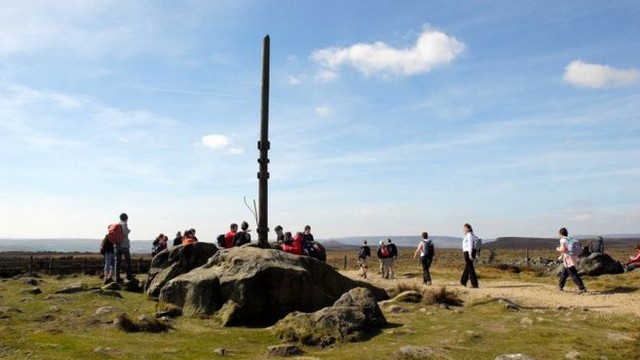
144, 242, 218, 298
272, 287, 386, 346
577, 253, 624, 276
157, 247, 388, 326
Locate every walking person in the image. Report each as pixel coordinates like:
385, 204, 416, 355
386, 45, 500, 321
377, 241, 392, 279
413, 232, 435, 285
386, 239, 398, 279
460, 223, 479, 288
557, 227, 587, 293
114, 212, 133, 282
357, 240, 371, 278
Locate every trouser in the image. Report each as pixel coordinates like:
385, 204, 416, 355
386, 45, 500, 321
388, 257, 396, 277
358, 257, 369, 276
381, 258, 392, 278
460, 251, 478, 287
104, 252, 115, 276
421, 256, 432, 283
115, 246, 132, 280
559, 265, 586, 290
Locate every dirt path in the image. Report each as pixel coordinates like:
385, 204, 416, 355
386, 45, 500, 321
342, 270, 640, 317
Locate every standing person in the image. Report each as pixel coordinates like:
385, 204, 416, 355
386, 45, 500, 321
590, 236, 605, 254
386, 239, 398, 279
114, 213, 132, 282
172, 231, 182, 247
557, 227, 587, 293
100, 234, 115, 285
224, 223, 238, 248
377, 241, 391, 279
460, 223, 479, 288
413, 232, 435, 285
357, 240, 371, 278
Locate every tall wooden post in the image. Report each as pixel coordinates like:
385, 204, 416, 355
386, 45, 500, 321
257, 35, 270, 248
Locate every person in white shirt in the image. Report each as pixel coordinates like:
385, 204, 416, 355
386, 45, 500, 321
460, 223, 479, 288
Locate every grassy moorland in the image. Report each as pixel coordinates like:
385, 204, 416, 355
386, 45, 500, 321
0, 248, 638, 359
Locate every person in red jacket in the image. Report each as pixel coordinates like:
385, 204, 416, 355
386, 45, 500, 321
224, 223, 238, 248
624, 243, 640, 270
282, 231, 303, 255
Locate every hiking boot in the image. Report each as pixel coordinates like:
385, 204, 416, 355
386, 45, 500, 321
425, 281, 432, 286
577, 289, 587, 294
558, 287, 564, 292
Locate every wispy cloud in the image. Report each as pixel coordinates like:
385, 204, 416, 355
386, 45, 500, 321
199, 134, 243, 154
563, 60, 640, 89
311, 28, 465, 79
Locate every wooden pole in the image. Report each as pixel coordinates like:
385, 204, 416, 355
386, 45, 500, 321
257, 35, 271, 248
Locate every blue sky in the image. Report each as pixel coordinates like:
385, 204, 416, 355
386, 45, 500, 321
0, 1, 638, 241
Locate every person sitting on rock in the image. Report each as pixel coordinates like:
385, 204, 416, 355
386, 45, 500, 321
302, 225, 314, 242
172, 231, 182, 247
224, 223, 238, 248
274, 225, 285, 244
234, 221, 251, 246
152, 233, 168, 255
624, 243, 640, 271
282, 231, 303, 255
182, 229, 198, 245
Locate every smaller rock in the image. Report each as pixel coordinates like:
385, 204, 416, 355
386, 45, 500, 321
90, 289, 123, 298
388, 305, 410, 313
495, 355, 536, 360
22, 287, 42, 295
395, 346, 435, 359
102, 282, 121, 291
520, 317, 534, 325
606, 332, 635, 342
48, 306, 61, 313
213, 348, 227, 356
95, 306, 119, 316
18, 277, 39, 286
565, 350, 581, 359
54, 283, 86, 294
267, 344, 303, 357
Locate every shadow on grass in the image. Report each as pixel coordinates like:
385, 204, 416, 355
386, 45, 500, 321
598, 286, 639, 294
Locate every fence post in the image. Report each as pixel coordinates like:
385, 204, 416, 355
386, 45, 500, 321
48, 256, 53, 275
343, 255, 347, 270
525, 249, 529, 268
28, 255, 33, 275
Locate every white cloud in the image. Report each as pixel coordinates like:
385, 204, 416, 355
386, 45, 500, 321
311, 29, 465, 79
563, 60, 640, 89
315, 106, 331, 117
315, 69, 339, 82
200, 134, 230, 149
288, 76, 302, 85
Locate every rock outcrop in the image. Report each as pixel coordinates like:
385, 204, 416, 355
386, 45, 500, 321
158, 247, 388, 326
272, 287, 387, 346
144, 242, 218, 298
577, 253, 624, 276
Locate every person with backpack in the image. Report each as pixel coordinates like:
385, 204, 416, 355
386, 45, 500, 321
357, 240, 371, 278
386, 239, 398, 279
99, 234, 115, 285
460, 223, 479, 288
557, 227, 587, 293
234, 221, 251, 247
377, 241, 392, 279
113, 213, 132, 282
413, 232, 435, 285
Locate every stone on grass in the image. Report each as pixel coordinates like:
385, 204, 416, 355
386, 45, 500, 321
395, 346, 436, 359
267, 344, 303, 357
272, 287, 386, 347
495, 355, 536, 360
576, 253, 624, 276
54, 282, 87, 294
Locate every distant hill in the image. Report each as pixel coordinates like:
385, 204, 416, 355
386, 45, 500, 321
0, 239, 153, 254
490, 236, 640, 249
322, 235, 465, 249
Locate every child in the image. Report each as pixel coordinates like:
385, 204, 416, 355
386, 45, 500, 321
100, 234, 115, 284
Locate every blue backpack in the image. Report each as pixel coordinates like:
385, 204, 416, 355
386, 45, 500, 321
566, 237, 582, 257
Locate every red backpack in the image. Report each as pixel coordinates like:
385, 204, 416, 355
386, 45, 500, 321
107, 223, 124, 245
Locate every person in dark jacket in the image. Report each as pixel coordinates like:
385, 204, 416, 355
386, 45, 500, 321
357, 240, 371, 278
377, 241, 392, 279
387, 239, 398, 279
100, 234, 115, 285
172, 231, 182, 247
413, 232, 435, 285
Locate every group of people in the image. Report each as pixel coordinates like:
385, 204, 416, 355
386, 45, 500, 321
99, 213, 132, 284
356, 224, 640, 295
